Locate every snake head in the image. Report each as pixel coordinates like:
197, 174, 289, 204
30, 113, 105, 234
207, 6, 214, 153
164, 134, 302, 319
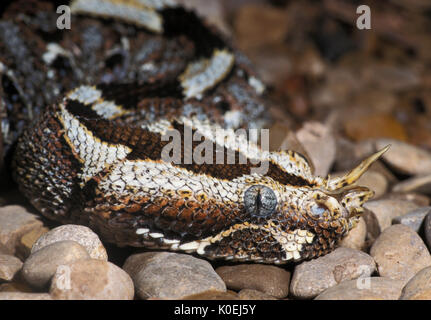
196, 145, 390, 264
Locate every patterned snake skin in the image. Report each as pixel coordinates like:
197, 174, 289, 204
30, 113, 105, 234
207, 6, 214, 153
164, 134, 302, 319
8, 0, 389, 264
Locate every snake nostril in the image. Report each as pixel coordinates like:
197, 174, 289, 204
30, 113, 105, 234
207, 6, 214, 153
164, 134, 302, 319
244, 185, 277, 218
310, 203, 327, 218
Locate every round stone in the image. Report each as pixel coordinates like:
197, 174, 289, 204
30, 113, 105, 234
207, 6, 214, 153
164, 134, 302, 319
375, 138, 431, 175
0, 205, 43, 255
370, 224, 431, 285
393, 174, 431, 195
290, 247, 375, 299
215, 264, 290, 298
364, 199, 419, 231
123, 252, 225, 299
0, 254, 23, 282
339, 216, 367, 251
400, 266, 431, 300
31, 225, 107, 261
315, 277, 404, 300
22, 240, 90, 289
50, 259, 134, 300
355, 170, 388, 199
392, 207, 431, 233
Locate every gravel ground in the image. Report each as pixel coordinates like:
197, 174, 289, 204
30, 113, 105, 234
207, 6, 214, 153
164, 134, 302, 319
1, 0, 431, 300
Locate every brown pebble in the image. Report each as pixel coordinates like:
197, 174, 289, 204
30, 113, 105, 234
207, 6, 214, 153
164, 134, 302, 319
234, 4, 289, 51
384, 192, 430, 207
16, 227, 49, 261
50, 259, 134, 300
0, 254, 23, 282
32, 224, 107, 261
376, 138, 431, 175
339, 217, 367, 251
355, 170, 388, 199
182, 290, 239, 300
290, 247, 375, 299
315, 277, 404, 300
392, 174, 431, 196
123, 252, 225, 300
296, 121, 336, 177
215, 264, 290, 299
22, 240, 91, 289
364, 199, 419, 231
238, 289, 277, 300
370, 224, 431, 285
400, 266, 431, 300
0, 205, 43, 255
0, 292, 52, 300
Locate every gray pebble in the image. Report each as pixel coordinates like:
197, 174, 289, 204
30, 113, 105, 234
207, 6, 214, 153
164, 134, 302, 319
0, 254, 23, 282
392, 206, 431, 232
370, 224, 431, 285
31, 224, 107, 261
392, 174, 431, 195
215, 264, 290, 298
364, 199, 419, 231
123, 252, 226, 300
376, 138, 431, 175
290, 247, 376, 299
22, 240, 90, 289
0, 243, 11, 255
362, 208, 381, 246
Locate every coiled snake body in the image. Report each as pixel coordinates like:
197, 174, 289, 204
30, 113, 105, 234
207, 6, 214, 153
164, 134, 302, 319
6, 0, 388, 264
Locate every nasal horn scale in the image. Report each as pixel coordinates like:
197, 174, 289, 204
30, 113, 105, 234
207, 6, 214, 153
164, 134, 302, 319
325, 145, 390, 192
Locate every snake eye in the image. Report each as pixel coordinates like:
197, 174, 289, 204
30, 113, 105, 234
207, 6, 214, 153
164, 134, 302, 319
244, 185, 277, 218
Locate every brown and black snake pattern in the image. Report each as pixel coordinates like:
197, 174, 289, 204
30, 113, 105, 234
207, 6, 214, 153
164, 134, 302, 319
5, 0, 389, 264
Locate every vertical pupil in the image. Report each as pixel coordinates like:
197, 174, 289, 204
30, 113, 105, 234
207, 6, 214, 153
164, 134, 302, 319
255, 190, 262, 211
244, 185, 277, 217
